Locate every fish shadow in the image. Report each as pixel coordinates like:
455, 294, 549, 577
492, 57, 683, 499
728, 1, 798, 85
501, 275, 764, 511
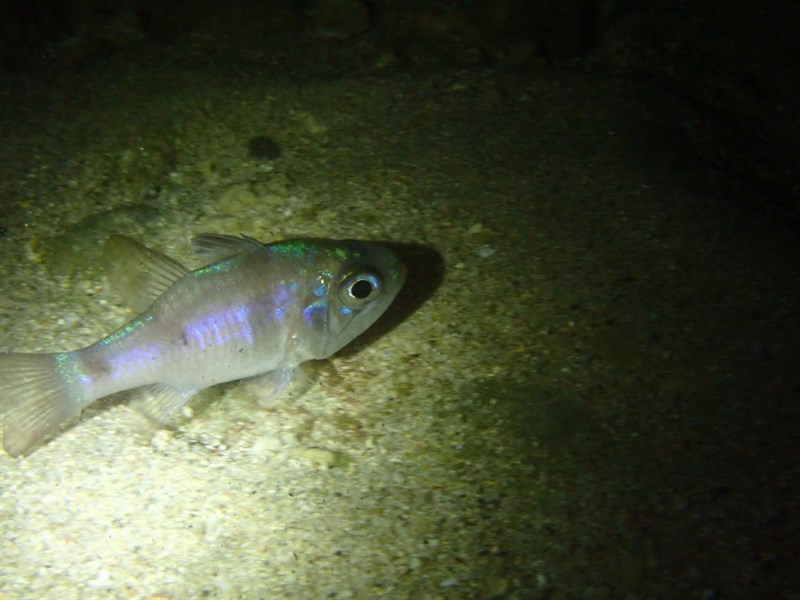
338, 242, 444, 356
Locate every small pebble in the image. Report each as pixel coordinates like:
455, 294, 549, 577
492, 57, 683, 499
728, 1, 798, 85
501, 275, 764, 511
439, 577, 459, 589
286, 446, 346, 468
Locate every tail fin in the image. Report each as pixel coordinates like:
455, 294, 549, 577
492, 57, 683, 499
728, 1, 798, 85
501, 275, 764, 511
0, 352, 84, 457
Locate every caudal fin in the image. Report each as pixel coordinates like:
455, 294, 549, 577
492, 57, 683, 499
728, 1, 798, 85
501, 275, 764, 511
0, 352, 83, 457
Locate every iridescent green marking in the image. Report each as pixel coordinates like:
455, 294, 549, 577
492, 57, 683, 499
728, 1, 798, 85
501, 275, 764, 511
268, 241, 363, 263
54, 352, 91, 388
269, 241, 317, 258
97, 314, 153, 347
332, 246, 350, 262
193, 258, 238, 276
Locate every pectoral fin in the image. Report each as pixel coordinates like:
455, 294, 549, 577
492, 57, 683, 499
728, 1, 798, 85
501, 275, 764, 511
240, 364, 315, 408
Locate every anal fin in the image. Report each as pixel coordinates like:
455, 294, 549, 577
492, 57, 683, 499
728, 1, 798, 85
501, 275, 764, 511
134, 384, 198, 426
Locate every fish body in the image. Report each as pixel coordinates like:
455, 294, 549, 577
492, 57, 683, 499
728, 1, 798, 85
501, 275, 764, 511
0, 234, 406, 456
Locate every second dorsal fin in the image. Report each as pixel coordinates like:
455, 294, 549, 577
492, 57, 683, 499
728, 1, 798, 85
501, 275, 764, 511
102, 235, 190, 312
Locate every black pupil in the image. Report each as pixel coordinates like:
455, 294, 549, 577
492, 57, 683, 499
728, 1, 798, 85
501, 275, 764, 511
350, 278, 374, 299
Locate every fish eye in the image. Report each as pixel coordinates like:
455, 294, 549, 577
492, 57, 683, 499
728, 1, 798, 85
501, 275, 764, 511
341, 272, 382, 308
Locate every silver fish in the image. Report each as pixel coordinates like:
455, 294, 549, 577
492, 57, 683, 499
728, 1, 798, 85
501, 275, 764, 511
0, 233, 406, 456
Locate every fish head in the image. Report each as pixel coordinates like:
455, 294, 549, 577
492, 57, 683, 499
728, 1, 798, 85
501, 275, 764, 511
290, 239, 406, 360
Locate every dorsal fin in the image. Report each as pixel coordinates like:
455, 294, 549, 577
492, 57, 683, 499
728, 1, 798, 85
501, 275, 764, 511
102, 235, 190, 312
191, 233, 264, 263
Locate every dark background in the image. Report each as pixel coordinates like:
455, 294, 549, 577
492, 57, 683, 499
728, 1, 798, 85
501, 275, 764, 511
2, 0, 799, 225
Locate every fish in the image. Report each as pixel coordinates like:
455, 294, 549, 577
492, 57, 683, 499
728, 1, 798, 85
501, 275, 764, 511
0, 233, 406, 456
